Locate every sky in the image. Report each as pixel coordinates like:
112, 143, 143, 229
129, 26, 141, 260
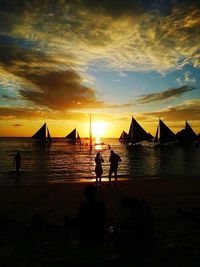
0, 0, 200, 137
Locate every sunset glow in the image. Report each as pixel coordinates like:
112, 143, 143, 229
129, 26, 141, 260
0, 1, 200, 137
92, 122, 107, 138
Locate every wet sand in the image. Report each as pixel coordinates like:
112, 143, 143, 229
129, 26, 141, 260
0, 177, 200, 266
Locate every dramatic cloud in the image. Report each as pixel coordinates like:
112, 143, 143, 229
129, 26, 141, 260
136, 86, 196, 104
0, 0, 199, 75
19, 70, 106, 110
0, 107, 50, 120
143, 99, 200, 121
0, 0, 200, 135
0, 45, 108, 110
0, 106, 117, 122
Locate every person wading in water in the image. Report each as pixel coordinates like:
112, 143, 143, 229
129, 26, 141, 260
13, 151, 22, 174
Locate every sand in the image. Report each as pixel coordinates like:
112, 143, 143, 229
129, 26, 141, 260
0, 177, 200, 266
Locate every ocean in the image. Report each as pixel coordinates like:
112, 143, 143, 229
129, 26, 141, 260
0, 137, 199, 185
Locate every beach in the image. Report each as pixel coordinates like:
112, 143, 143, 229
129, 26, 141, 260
0, 177, 200, 266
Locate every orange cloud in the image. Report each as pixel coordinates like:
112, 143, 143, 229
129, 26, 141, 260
1, 1, 199, 74
142, 99, 200, 121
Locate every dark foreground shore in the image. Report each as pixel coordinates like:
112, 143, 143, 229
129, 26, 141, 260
0, 177, 200, 267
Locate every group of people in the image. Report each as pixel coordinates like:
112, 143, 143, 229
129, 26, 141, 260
13, 149, 122, 186
77, 185, 154, 246
94, 149, 121, 187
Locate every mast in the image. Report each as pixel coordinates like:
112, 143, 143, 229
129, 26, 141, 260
89, 114, 92, 149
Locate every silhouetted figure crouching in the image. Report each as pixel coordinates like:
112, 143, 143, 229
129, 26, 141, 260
77, 185, 106, 242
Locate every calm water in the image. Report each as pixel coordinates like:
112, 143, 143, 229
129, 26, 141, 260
0, 137, 199, 185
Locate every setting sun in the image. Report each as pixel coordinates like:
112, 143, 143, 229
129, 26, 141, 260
92, 122, 107, 138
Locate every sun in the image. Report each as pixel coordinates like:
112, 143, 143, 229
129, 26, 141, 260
92, 122, 107, 138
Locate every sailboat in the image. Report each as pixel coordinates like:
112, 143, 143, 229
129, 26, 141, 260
119, 130, 129, 142
32, 123, 52, 142
127, 117, 150, 145
65, 128, 81, 143
176, 121, 197, 144
154, 119, 176, 145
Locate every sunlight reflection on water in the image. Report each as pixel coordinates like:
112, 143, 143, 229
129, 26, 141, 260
0, 137, 199, 185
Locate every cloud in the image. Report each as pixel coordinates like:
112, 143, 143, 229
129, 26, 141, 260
19, 70, 107, 110
0, 106, 118, 122
176, 71, 196, 85
142, 99, 200, 121
0, 45, 109, 110
0, 107, 50, 120
0, 0, 199, 75
1, 94, 16, 100
136, 86, 196, 104
0, 0, 200, 125
12, 123, 23, 127
0, 44, 135, 111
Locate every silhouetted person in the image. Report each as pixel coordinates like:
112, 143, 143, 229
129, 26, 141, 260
78, 185, 106, 241
120, 196, 154, 243
94, 152, 104, 186
108, 150, 121, 186
13, 151, 22, 173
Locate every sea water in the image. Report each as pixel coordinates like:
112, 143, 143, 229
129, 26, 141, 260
0, 137, 199, 185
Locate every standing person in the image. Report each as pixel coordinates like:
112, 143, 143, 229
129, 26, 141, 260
94, 152, 104, 186
109, 150, 121, 186
78, 185, 107, 241
13, 151, 22, 173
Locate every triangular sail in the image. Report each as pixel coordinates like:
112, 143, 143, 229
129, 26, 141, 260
155, 119, 176, 144
119, 130, 128, 141
66, 128, 81, 141
128, 117, 150, 143
185, 121, 196, 141
32, 123, 46, 141
66, 129, 76, 139
176, 121, 196, 143
32, 123, 51, 142
147, 132, 154, 140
